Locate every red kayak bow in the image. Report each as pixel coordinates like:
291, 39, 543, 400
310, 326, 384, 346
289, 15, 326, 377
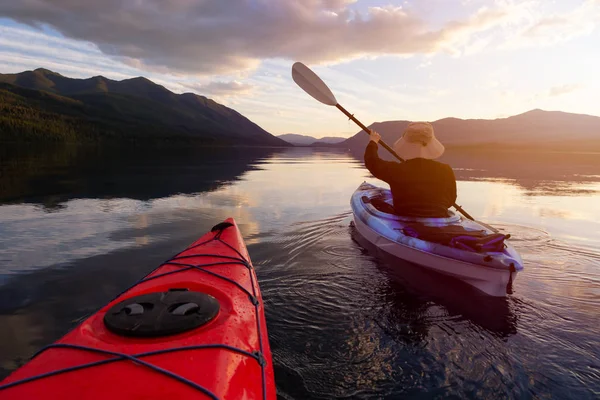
0, 218, 276, 399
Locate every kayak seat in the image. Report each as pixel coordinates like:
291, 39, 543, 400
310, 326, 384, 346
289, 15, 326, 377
362, 194, 457, 222
362, 195, 397, 215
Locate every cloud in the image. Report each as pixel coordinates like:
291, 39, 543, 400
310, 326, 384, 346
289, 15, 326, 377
0, 24, 141, 80
548, 84, 582, 97
0, 0, 534, 75
417, 59, 433, 69
502, 0, 600, 49
186, 81, 255, 97
531, 83, 583, 100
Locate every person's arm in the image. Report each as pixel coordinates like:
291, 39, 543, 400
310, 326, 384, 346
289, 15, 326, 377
364, 132, 398, 183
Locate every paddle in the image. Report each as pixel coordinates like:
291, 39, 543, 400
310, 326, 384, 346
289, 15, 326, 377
291, 62, 405, 163
291, 61, 488, 227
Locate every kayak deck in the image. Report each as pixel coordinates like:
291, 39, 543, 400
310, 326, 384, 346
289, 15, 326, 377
0, 219, 275, 400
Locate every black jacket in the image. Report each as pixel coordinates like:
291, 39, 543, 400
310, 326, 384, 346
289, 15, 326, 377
364, 141, 457, 217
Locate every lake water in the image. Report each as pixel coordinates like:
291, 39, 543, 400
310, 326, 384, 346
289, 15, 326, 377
1, 144, 599, 399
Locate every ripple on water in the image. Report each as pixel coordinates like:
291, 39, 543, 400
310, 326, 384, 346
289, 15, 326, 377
492, 223, 552, 248
256, 215, 600, 399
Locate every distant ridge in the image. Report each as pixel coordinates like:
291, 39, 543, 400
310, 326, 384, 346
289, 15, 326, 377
339, 109, 600, 153
277, 133, 345, 146
0, 68, 289, 146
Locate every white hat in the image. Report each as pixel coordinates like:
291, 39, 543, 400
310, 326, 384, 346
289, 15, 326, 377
393, 122, 445, 160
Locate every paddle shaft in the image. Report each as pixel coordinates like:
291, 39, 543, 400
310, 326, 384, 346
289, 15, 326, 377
335, 103, 478, 223
336, 104, 404, 162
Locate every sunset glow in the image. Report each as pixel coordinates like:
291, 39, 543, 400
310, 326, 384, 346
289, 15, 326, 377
1, 0, 599, 137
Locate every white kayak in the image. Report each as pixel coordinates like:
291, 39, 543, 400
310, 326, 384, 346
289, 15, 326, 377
351, 182, 524, 297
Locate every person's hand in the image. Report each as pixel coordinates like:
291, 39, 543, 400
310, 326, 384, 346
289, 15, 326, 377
369, 130, 381, 143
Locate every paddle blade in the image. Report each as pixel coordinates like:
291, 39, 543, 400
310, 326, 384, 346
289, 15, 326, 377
292, 62, 337, 106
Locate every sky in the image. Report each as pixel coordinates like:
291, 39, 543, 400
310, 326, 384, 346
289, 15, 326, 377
0, 0, 599, 138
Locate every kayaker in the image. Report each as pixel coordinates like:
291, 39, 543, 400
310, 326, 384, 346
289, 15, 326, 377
364, 122, 457, 217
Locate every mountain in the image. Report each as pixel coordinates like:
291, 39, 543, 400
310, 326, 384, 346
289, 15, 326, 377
316, 136, 347, 144
340, 109, 600, 154
277, 134, 316, 145
0, 68, 288, 146
277, 133, 346, 146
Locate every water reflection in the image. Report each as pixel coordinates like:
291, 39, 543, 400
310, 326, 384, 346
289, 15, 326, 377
0, 144, 283, 208
441, 149, 600, 196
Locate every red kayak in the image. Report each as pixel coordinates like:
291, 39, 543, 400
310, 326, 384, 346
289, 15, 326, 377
0, 218, 276, 399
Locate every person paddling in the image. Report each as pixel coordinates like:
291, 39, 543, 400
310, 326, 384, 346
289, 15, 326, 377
364, 122, 457, 218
